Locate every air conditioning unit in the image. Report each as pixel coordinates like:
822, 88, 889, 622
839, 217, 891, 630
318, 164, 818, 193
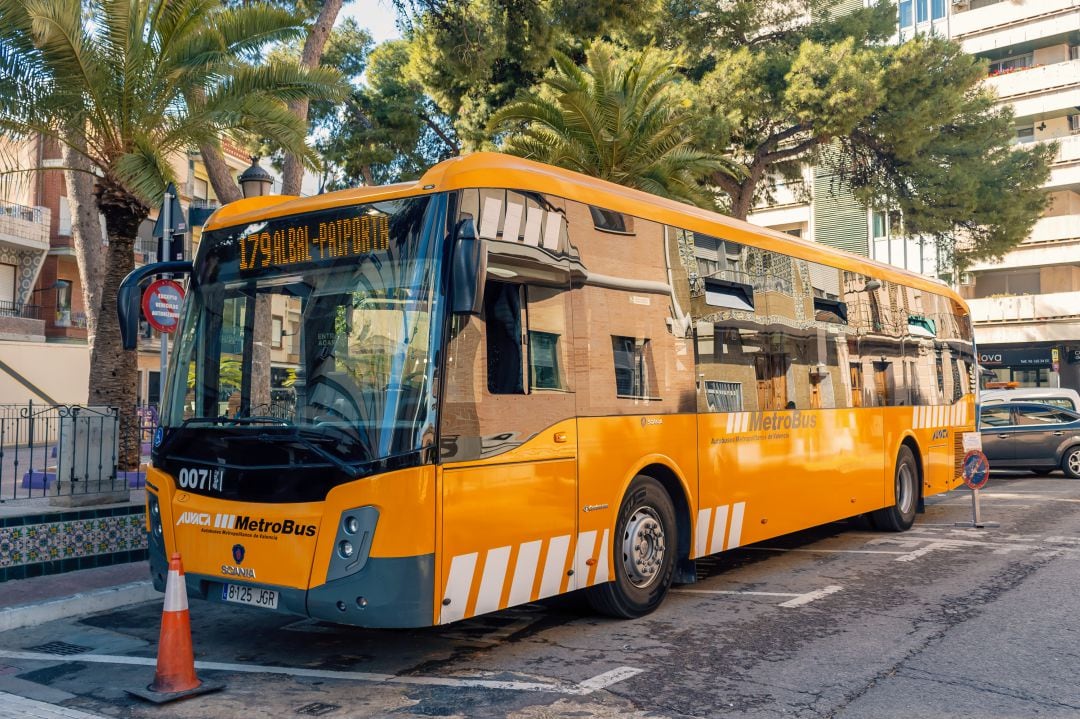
959, 272, 975, 286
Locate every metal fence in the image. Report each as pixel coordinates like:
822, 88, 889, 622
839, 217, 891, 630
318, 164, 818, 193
0, 402, 154, 502
0, 300, 43, 320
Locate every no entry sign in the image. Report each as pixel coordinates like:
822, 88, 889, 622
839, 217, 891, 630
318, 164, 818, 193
142, 279, 185, 334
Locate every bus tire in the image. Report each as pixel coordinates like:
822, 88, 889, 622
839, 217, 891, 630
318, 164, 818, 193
586, 475, 676, 619
871, 445, 919, 532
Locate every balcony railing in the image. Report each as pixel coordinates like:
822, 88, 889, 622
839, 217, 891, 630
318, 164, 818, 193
969, 290, 1080, 324
0, 200, 50, 250
0, 301, 43, 320
1051, 133, 1080, 164
1027, 214, 1080, 244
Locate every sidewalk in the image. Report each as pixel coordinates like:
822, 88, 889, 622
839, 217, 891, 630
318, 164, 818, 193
0, 692, 108, 719
0, 561, 156, 632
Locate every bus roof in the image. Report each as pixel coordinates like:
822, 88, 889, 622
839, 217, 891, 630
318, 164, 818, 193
203, 152, 967, 307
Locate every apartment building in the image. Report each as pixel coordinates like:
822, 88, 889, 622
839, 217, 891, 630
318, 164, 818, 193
748, 0, 1080, 392
0, 137, 310, 405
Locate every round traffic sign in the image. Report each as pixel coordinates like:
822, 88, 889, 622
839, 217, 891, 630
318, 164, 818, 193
142, 279, 185, 334
962, 450, 990, 490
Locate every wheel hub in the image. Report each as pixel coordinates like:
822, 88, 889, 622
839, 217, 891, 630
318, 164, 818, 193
622, 507, 665, 588
897, 463, 914, 514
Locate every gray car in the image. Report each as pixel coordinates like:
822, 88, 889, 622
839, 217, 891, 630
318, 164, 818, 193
980, 402, 1080, 478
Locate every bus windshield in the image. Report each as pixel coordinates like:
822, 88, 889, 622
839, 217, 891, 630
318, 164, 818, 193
162, 196, 441, 465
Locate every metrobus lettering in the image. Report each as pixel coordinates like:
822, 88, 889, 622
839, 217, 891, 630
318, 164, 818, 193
746, 411, 818, 432
234, 516, 317, 537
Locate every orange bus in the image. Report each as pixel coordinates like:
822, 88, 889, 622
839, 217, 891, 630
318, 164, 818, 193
120, 153, 977, 626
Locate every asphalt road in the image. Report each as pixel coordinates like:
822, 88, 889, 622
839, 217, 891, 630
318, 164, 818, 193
2, 470, 1080, 718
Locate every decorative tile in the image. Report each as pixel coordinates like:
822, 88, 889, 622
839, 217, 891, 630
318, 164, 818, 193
0, 506, 147, 581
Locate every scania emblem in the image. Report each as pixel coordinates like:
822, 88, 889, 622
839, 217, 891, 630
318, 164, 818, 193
232, 544, 245, 564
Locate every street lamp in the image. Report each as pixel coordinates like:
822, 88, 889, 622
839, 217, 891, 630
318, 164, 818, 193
238, 156, 274, 198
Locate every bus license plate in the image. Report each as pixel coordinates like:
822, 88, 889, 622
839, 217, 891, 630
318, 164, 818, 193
221, 583, 278, 609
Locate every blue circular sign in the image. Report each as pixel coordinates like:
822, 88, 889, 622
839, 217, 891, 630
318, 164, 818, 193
963, 450, 990, 490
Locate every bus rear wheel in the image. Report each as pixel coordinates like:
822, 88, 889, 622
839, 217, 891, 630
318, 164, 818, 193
871, 445, 919, 532
586, 475, 676, 619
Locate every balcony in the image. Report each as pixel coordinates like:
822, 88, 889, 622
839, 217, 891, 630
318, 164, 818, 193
985, 59, 1080, 102
1028, 214, 1080, 243
969, 290, 1080, 343
953, 0, 1080, 54
0, 301, 46, 341
1047, 134, 1080, 191
0, 200, 50, 252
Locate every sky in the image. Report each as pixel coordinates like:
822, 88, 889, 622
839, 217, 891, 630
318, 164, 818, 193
340, 0, 403, 45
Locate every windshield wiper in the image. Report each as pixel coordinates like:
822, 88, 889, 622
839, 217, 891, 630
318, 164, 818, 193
180, 415, 290, 427
289, 428, 364, 479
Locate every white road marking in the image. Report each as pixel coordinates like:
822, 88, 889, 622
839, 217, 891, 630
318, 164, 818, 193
573, 667, 645, 694
0, 650, 642, 696
778, 585, 843, 607
672, 585, 844, 607
0, 691, 107, 719
746, 547, 909, 555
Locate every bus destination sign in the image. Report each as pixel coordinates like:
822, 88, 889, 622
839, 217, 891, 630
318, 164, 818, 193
238, 212, 391, 272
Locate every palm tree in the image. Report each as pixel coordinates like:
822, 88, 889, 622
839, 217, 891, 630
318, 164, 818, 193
0, 0, 346, 468
489, 42, 740, 209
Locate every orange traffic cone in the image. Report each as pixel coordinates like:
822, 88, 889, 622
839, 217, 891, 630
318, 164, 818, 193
128, 553, 224, 703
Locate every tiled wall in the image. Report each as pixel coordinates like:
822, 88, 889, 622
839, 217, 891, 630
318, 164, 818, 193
0, 505, 147, 582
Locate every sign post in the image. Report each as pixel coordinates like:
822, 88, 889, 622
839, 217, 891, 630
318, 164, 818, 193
955, 449, 998, 529
151, 184, 187, 383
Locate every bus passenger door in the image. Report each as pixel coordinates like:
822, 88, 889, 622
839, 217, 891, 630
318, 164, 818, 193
437, 191, 579, 624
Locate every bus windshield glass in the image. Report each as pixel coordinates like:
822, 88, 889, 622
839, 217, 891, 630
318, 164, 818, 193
162, 196, 441, 464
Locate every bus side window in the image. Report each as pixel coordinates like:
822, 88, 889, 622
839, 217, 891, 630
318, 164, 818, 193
484, 281, 524, 394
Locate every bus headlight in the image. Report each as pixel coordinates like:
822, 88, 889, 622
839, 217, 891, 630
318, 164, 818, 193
326, 506, 378, 583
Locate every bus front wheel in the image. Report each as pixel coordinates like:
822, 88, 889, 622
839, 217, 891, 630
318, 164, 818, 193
871, 445, 919, 532
586, 475, 676, 618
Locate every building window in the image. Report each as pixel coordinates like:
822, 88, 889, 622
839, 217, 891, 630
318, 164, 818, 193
872, 211, 887, 239
973, 269, 1041, 298
0, 263, 15, 307
898, 0, 912, 27
988, 53, 1033, 76
931, 0, 945, 20
271, 315, 283, 349
589, 206, 633, 234
193, 177, 209, 202
916, 0, 928, 23
612, 336, 651, 398
528, 331, 562, 390
1015, 126, 1035, 144
56, 280, 72, 327
705, 380, 742, 413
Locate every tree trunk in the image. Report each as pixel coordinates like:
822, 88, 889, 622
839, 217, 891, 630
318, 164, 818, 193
199, 142, 243, 205
280, 0, 345, 196
62, 144, 106, 347
92, 178, 149, 470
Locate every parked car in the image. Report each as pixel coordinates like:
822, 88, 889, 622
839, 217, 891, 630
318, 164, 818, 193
979, 402, 1080, 478
980, 387, 1080, 412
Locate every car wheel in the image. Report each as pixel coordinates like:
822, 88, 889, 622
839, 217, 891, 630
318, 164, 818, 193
585, 475, 676, 619
1063, 447, 1080, 479
871, 445, 919, 532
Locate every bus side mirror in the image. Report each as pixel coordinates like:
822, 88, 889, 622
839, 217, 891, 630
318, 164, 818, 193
450, 218, 486, 315
117, 260, 193, 350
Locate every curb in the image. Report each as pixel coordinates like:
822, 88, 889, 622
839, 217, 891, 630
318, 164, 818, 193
0, 581, 158, 633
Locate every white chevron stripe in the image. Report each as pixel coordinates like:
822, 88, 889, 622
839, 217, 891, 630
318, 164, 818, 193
507, 540, 542, 607
574, 530, 598, 590
726, 413, 735, 434
441, 552, 478, 624
538, 535, 570, 598
709, 504, 729, 555
473, 546, 511, 616
594, 529, 610, 585
726, 502, 746, 549
695, 507, 712, 557
523, 207, 543, 246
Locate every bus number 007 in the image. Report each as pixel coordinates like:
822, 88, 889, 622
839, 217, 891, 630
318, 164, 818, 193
177, 467, 224, 491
